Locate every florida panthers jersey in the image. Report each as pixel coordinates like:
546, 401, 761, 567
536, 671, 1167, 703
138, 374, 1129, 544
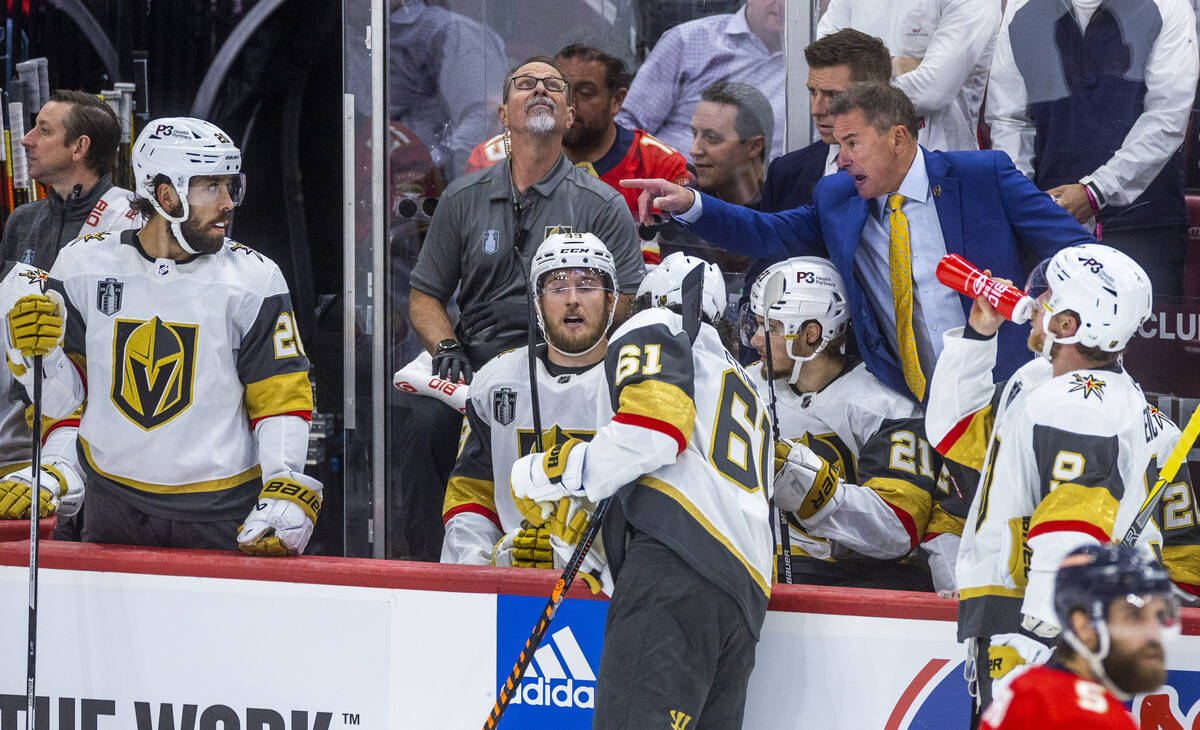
928, 328, 1200, 639
462, 125, 690, 218
981, 664, 1136, 730
48, 229, 313, 521
575, 308, 774, 634
441, 346, 608, 564
746, 363, 970, 582
0, 261, 60, 471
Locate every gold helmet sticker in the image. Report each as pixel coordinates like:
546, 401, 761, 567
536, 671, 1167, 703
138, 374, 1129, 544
111, 317, 198, 430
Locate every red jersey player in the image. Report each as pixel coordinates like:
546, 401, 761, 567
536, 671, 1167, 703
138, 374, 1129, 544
982, 544, 1179, 729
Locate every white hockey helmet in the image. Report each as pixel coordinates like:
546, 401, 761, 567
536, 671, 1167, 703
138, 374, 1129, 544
636, 251, 726, 322
132, 117, 244, 254
530, 231, 618, 358
1025, 243, 1152, 358
744, 257, 850, 383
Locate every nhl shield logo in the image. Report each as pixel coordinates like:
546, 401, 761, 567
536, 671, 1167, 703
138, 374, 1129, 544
482, 229, 500, 255
97, 277, 123, 315
493, 387, 517, 426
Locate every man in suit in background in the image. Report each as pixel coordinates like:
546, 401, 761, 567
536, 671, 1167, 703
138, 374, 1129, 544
624, 84, 1094, 403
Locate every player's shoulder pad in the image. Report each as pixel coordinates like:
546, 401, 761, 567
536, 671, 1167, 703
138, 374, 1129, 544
837, 362, 919, 421
610, 306, 681, 342
2, 262, 50, 290
63, 230, 118, 250
470, 346, 530, 393
1028, 367, 1134, 435
224, 239, 267, 262
213, 238, 291, 295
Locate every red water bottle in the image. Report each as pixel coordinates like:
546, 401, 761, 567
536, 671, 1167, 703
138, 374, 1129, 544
936, 254, 1035, 324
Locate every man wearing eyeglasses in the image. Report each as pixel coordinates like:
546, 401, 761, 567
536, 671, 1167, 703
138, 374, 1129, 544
399, 56, 643, 562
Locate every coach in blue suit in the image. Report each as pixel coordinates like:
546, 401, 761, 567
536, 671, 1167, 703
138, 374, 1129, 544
625, 84, 1095, 403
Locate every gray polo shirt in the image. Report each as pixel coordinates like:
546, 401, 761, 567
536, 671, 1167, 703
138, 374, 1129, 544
411, 153, 643, 364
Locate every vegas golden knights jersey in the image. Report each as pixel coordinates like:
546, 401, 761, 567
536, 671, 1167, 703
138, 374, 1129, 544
0, 262, 60, 471
576, 308, 774, 635
441, 346, 608, 564
49, 229, 312, 520
927, 328, 1200, 639
747, 362, 971, 585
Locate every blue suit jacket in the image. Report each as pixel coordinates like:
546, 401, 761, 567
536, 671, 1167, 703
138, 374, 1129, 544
690, 147, 1096, 401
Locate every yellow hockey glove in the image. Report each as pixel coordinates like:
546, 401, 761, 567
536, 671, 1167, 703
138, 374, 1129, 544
8, 293, 63, 358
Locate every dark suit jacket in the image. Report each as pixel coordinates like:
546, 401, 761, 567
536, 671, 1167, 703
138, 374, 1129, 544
761, 140, 830, 213
689, 147, 1096, 400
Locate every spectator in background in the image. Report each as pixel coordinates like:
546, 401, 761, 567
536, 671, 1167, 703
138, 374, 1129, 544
818, 0, 1000, 153
2, 90, 141, 270
463, 44, 690, 224
617, 0, 786, 161
623, 84, 1093, 404
397, 56, 643, 561
657, 81, 774, 288
987, 0, 1199, 296
388, 0, 507, 182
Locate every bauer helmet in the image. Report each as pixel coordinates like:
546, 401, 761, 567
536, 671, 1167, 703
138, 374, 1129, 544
742, 257, 849, 383
636, 251, 726, 322
1025, 244, 1151, 358
131, 117, 244, 255
530, 232, 618, 358
1054, 544, 1177, 699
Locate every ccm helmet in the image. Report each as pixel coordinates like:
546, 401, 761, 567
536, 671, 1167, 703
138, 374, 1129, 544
529, 232, 618, 358
132, 117, 244, 254
744, 257, 850, 383
636, 251, 726, 322
1025, 244, 1152, 359
1054, 544, 1177, 700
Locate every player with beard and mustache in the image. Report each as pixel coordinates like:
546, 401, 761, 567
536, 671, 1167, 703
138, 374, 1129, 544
463, 44, 689, 242
440, 232, 618, 591
5, 117, 320, 554
982, 544, 1178, 729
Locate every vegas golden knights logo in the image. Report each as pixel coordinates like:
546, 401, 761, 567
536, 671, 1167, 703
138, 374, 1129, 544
111, 317, 198, 430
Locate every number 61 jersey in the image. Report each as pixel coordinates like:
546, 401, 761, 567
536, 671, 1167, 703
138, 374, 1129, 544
579, 308, 775, 635
49, 230, 312, 520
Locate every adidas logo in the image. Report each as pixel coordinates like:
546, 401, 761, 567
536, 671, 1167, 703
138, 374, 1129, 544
511, 626, 596, 709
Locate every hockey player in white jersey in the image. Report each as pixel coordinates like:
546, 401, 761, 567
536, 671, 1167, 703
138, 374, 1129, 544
511, 251, 774, 728
925, 243, 1200, 719
0, 263, 85, 521
744, 257, 970, 591
5, 117, 320, 555
441, 232, 617, 582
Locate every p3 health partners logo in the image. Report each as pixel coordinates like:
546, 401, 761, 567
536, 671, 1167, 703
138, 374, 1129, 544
496, 594, 607, 728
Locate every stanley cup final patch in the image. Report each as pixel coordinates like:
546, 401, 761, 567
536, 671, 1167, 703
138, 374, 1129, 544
482, 229, 500, 255
493, 387, 517, 426
97, 277, 124, 315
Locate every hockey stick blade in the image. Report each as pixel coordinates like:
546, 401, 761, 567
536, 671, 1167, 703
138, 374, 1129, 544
680, 263, 703, 344
1122, 403, 1200, 547
484, 498, 611, 729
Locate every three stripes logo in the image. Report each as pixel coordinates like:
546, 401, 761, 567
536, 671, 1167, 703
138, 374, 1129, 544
511, 626, 596, 709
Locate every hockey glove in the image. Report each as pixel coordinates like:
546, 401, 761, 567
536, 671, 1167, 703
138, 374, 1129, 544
511, 437, 589, 511
0, 463, 79, 519
237, 471, 323, 556
492, 526, 555, 569
7, 293, 64, 358
773, 437, 843, 521
460, 300, 527, 339
988, 632, 1052, 680
511, 494, 595, 546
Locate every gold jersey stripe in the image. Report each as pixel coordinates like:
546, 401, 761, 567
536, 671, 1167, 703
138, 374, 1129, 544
959, 583, 1026, 600
244, 371, 313, 422
618, 379, 696, 443
1163, 545, 1200, 587
935, 405, 994, 471
639, 475, 770, 597
1028, 482, 1119, 539
80, 437, 261, 494
442, 475, 496, 518
926, 503, 966, 538
865, 476, 932, 537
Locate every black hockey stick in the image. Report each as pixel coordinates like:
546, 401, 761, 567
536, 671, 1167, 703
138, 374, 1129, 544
510, 234, 545, 452
1122, 403, 1200, 547
758, 271, 792, 584
25, 350, 41, 730
485, 498, 610, 728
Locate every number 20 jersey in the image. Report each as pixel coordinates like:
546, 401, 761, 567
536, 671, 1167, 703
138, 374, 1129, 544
51, 229, 312, 520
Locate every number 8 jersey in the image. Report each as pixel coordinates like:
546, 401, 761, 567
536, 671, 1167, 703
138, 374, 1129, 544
576, 307, 775, 635
46, 229, 313, 521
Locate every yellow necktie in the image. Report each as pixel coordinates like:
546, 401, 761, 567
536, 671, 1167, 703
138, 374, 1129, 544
887, 193, 926, 401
